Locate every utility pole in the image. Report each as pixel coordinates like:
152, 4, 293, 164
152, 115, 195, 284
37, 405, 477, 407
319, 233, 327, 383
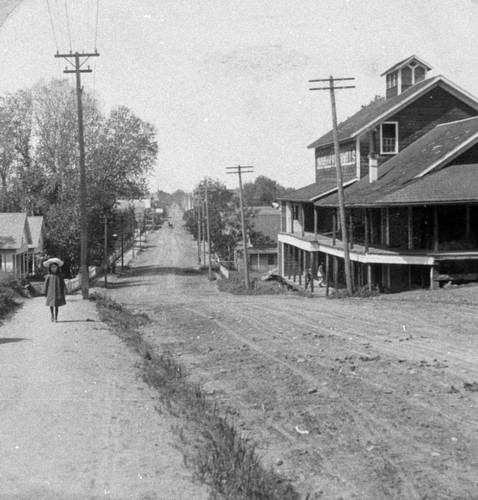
226, 165, 254, 289
120, 212, 124, 269
55, 51, 99, 300
195, 191, 202, 265
204, 182, 213, 280
104, 214, 108, 289
309, 76, 355, 294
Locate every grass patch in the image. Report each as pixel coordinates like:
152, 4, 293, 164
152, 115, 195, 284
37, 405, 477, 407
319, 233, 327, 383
94, 294, 299, 500
217, 271, 286, 296
329, 284, 380, 299
0, 272, 25, 319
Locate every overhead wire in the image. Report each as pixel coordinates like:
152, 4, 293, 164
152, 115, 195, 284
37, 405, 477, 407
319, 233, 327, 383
64, 0, 72, 52
45, 0, 59, 52
94, 0, 100, 52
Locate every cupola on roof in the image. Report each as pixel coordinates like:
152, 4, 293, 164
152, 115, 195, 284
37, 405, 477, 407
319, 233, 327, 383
381, 55, 433, 99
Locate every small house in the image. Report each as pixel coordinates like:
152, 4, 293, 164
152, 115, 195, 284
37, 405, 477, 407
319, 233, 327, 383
0, 213, 32, 276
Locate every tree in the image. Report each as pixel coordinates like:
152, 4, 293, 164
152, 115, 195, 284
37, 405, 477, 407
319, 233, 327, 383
242, 175, 294, 206
0, 78, 158, 274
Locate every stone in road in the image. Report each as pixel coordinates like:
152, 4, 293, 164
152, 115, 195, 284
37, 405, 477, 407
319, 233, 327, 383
0, 282, 207, 498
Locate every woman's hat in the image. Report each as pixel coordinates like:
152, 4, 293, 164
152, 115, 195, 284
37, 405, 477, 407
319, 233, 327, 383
43, 257, 64, 268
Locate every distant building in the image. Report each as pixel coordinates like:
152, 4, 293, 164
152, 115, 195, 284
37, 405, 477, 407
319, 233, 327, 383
279, 56, 478, 292
235, 206, 281, 272
0, 213, 32, 276
28, 216, 46, 273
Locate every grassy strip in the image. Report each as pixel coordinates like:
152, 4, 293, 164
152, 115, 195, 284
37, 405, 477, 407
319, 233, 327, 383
217, 271, 287, 296
0, 272, 24, 319
93, 294, 299, 500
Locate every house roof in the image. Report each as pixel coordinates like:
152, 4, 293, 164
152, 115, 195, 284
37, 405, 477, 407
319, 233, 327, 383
279, 178, 358, 203
28, 216, 45, 249
380, 55, 433, 76
0, 213, 31, 250
316, 116, 478, 207
378, 164, 478, 205
307, 76, 478, 150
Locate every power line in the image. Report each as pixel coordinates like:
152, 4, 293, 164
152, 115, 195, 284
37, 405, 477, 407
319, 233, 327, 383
94, 0, 100, 51
63, 0, 72, 51
45, 0, 59, 51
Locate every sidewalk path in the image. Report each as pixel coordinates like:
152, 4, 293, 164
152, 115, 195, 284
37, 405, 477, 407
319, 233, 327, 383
0, 288, 207, 498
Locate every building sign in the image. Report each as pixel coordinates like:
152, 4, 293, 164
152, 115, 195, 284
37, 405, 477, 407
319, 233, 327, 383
316, 146, 356, 170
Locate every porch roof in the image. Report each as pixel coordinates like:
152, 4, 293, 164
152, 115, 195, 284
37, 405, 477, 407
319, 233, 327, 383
278, 179, 340, 203
316, 117, 478, 207
0, 213, 31, 250
378, 163, 478, 205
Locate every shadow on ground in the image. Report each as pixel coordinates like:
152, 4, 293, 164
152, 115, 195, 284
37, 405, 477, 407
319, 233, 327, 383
0, 337, 27, 345
125, 265, 206, 278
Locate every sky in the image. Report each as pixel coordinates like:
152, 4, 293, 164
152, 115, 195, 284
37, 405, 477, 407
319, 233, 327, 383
0, 0, 478, 193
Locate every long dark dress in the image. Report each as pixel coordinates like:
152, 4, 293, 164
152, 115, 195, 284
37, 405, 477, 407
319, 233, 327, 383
44, 274, 66, 307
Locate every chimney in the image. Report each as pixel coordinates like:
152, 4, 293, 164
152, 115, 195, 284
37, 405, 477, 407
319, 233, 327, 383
368, 129, 379, 183
369, 154, 379, 183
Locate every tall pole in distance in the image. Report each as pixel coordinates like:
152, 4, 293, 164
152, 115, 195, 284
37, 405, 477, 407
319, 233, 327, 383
196, 192, 202, 265
204, 182, 213, 280
120, 212, 124, 269
104, 214, 108, 289
56, 51, 99, 299
226, 165, 254, 289
309, 76, 355, 294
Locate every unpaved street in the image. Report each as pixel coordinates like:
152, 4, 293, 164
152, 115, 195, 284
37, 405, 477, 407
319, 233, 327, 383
105, 207, 478, 499
0, 274, 207, 498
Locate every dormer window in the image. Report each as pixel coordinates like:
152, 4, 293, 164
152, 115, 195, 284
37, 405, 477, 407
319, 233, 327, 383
386, 72, 398, 90
380, 122, 398, 154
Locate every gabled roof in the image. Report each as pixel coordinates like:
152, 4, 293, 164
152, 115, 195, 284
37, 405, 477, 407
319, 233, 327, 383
377, 164, 478, 205
0, 213, 31, 250
380, 55, 432, 76
28, 216, 45, 249
307, 76, 478, 150
316, 116, 478, 207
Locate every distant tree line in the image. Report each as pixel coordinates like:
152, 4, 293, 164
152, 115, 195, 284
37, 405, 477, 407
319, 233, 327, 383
183, 177, 279, 265
0, 79, 158, 275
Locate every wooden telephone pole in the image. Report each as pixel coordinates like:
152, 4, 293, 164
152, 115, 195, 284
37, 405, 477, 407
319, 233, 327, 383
226, 165, 254, 289
55, 51, 99, 299
309, 76, 355, 294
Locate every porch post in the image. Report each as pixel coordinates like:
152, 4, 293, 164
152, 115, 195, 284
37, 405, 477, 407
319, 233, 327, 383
333, 256, 339, 290
430, 265, 439, 290
433, 206, 439, 253
298, 249, 303, 285
367, 263, 372, 289
364, 208, 369, 252
284, 243, 291, 279
466, 205, 471, 238
310, 252, 315, 293
370, 209, 375, 245
314, 206, 318, 239
332, 211, 337, 246
293, 246, 297, 282
325, 253, 330, 296
408, 206, 414, 250
385, 208, 390, 246
349, 212, 354, 250
301, 205, 305, 237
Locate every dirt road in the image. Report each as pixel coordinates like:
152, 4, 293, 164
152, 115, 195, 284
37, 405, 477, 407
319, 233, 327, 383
0, 271, 208, 498
103, 206, 478, 499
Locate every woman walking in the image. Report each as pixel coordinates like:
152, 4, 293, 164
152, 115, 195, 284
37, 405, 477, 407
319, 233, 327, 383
43, 258, 66, 322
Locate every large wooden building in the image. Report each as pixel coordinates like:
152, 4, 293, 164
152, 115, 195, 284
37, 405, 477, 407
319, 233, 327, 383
278, 56, 478, 292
